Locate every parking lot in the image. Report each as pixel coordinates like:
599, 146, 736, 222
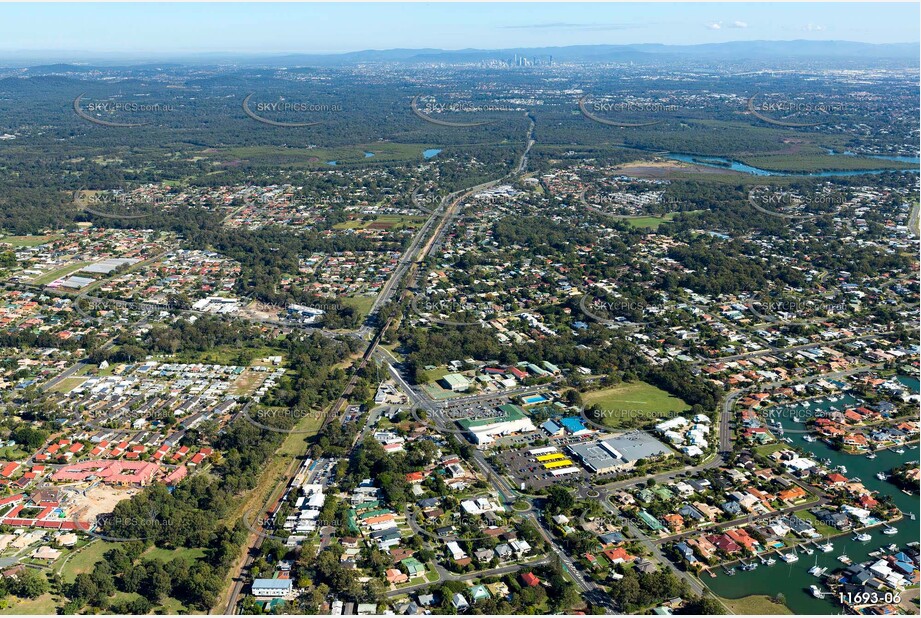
494, 431, 595, 491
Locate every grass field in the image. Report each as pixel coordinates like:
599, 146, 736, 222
797, 509, 839, 537
0, 592, 60, 615
276, 413, 325, 457
580, 381, 690, 428
623, 209, 705, 230
48, 377, 86, 394
624, 213, 678, 230
59, 539, 119, 583
31, 262, 91, 286
0, 445, 27, 460
753, 443, 786, 457
142, 546, 206, 563
340, 295, 376, 318
163, 344, 284, 366
333, 214, 426, 230
0, 234, 59, 247
717, 594, 793, 615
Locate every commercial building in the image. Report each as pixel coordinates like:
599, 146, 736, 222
440, 373, 471, 392
567, 432, 672, 474
457, 404, 536, 445
251, 578, 294, 598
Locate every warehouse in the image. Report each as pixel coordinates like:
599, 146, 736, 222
439, 373, 471, 392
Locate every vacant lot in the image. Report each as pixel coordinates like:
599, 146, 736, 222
580, 381, 689, 428
718, 594, 792, 615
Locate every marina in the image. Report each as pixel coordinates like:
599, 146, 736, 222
705, 400, 919, 614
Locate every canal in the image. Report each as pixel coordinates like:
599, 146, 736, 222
705, 388, 920, 613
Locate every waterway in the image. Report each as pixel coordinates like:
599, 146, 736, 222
827, 150, 921, 164
668, 153, 918, 177
705, 383, 920, 613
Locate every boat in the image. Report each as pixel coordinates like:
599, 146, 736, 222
850, 477, 862, 483
854, 532, 872, 542
836, 465, 848, 474
765, 557, 776, 566
886, 543, 898, 552
808, 555, 821, 575
883, 526, 898, 535
876, 472, 889, 480
819, 542, 834, 553
810, 585, 824, 598
838, 554, 852, 565
803, 435, 817, 443
808, 565, 827, 577
866, 453, 877, 460
910, 512, 917, 520
894, 448, 906, 454
792, 414, 802, 423
723, 566, 736, 576
803, 546, 814, 555
780, 550, 799, 563
902, 489, 913, 496
740, 562, 758, 571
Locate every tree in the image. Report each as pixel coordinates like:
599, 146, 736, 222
546, 486, 575, 514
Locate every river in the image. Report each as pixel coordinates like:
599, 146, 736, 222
705, 383, 920, 613
668, 153, 919, 177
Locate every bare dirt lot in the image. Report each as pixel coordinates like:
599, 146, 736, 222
66, 484, 137, 522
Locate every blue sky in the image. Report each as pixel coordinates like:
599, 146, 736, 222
0, 3, 917, 55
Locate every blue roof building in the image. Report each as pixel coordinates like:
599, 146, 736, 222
541, 420, 563, 435
560, 417, 588, 434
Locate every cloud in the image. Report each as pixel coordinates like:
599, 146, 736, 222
501, 22, 645, 32
708, 20, 747, 30
803, 23, 826, 32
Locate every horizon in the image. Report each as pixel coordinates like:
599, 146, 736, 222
0, 2, 918, 59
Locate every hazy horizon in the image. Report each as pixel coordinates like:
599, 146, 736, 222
0, 2, 917, 59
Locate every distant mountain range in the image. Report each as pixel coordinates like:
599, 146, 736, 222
4, 40, 919, 69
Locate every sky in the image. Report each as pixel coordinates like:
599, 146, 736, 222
0, 3, 917, 57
